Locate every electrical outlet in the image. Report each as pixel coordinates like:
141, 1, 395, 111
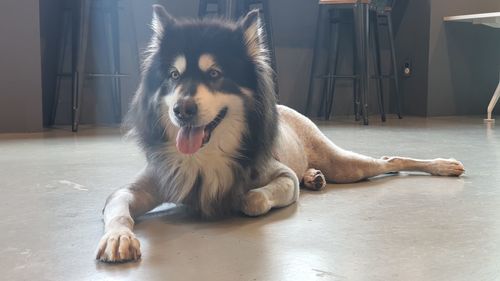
403, 59, 412, 77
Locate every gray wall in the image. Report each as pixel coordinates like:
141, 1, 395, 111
394, 0, 430, 116
427, 0, 500, 116
271, 0, 317, 113
0, 0, 43, 133
391, 0, 500, 116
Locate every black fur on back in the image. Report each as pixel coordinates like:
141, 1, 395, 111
123, 6, 278, 215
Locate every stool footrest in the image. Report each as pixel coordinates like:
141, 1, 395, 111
316, 74, 358, 79
87, 73, 129, 78
315, 74, 396, 80
371, 74, 395, 79
57, 72, 129, 78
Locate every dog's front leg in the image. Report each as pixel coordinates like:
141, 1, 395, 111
96, 169, 161, 263
242, 161, 300, 216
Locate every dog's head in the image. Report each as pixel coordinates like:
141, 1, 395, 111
129, 5, 277, 161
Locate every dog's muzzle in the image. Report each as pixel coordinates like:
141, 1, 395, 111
175, 107, 228, 155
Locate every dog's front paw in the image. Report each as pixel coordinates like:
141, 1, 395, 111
242, 190, 272, 217
96, 228, 141, 263
429, 158, 465, 176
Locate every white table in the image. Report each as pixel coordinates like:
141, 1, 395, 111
444, 12, 500, 122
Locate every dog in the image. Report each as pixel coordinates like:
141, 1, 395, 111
96, 5, 465, 263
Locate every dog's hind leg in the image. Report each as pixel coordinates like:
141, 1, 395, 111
277, 106, 464, 184
241, 160, 300, 216
308, 134, 465, 183
96, 168, 162, 263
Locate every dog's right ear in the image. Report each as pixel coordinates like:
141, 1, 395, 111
152, 4, 175, 36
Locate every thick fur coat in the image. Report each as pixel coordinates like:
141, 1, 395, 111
96, 5, 464, 263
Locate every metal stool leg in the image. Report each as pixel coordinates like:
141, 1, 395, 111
372, 13, 386, 122
322, 76, 332, 119
318, 8, 332, 118
351, 9, 360, 121
108, 0, 122, 123
305, 4, 323, 117
354, 3, 370, 125
51, 10, 71, 126
319, 9, 333, 117
71, 0, 91, 132
386, 12, 402, 119
325, 9, 341, 120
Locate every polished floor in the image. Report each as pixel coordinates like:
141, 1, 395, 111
1, 116, 499, 281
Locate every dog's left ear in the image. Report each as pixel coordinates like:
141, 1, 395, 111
240, 9, 267, 61
152, 4, 175, 37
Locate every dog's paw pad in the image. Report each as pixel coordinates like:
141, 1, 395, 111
96, 228, 141, 263
242, 190, 272, 217
302, 168, 326, 191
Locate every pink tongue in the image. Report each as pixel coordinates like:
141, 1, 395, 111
176, 126, 205, 154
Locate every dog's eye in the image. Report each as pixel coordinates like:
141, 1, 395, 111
170, 70, 180, 81
208, 69, 221, 79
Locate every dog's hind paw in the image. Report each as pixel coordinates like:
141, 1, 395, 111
242, 190, 272, 216
428, 158, 465, 177
96, 228, 141, 263
302, 168, 326, 191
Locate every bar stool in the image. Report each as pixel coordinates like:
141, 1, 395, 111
51, 0, 137, 132
198, 0, 279, 97
306, 0, 402, 125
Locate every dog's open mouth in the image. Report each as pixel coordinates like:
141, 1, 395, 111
175, 107, 228, 154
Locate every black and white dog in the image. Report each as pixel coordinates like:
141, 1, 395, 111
96, 5, 464, 263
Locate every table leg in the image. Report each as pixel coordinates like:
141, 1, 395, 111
485, 77, 500, 122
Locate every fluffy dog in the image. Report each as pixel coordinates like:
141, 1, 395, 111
96, 5, 464, 262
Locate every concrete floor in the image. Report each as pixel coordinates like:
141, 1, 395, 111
0, 116, 499, 281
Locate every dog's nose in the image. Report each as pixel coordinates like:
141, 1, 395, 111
173, 98, 198, 122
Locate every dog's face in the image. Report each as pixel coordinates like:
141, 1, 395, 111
146, 6, 266, 155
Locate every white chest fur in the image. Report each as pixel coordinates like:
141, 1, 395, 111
160, 100, 247, 214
